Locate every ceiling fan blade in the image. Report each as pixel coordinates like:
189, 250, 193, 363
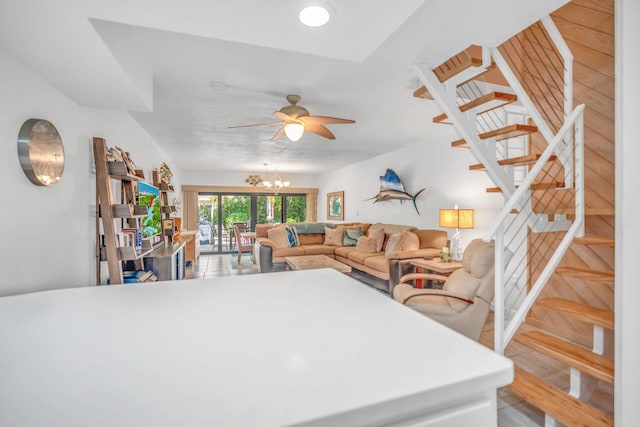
305, 124, 336, 140
274, 111, 299, 122
300, 115, 355, 125
228, 121, 284, 128
271, 127, 286, 141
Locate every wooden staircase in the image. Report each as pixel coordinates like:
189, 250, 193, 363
415, 32, 614, 424
508, 234, 615, 426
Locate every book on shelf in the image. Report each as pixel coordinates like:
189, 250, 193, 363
123, 270, 154, 283
121, 228, 143, 252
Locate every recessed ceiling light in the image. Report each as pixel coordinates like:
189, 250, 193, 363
299, 6, 330, 27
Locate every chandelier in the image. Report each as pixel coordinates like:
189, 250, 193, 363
262, 163, 290, 195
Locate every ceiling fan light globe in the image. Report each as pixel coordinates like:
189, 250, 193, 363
263, 181, 273, 188
284, 123, 304, 141
299, 6, 330, 27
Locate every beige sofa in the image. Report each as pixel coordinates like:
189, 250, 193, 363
254, 222, 448, 295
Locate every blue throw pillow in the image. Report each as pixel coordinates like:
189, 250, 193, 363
343, 229, 364, 246
285, 226, 300, 247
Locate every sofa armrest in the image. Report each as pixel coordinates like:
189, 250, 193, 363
393, 283, 474, 305
402, 289, 475, 305
255, 237, 278, 249
399, 272, 449, 284
386, 248, 439, 260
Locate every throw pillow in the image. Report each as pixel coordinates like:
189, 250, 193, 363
399, 230, 420, 251
323, 226, 344, 246
443, 270, 480, 312
356, 236, 378, 253
368, 227, 385, 252
385, 232, 402, 255
284, 226, 300, 247
343, 229, 364, 246
267, 226, 290, 248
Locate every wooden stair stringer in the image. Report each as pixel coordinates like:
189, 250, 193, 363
509, 366, 613, 427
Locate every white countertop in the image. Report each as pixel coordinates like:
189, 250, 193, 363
0, 269, 512, 426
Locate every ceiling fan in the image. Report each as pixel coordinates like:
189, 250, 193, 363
228, 95, 355, 141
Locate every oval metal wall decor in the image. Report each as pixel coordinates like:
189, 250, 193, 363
17, 118, 65, 186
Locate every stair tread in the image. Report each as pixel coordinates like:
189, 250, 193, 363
470, 153, 556, 171
556, 266, 614, 282
486, 180, 564, 193
453, 124, 538, 148
537, 298, 614, 330
514, 331, 614, 384
538, 207, 615, 217
433, 91, 517, 124
509, 366, 614, 427
574, 236, 615, 247
451, 140, 469, 148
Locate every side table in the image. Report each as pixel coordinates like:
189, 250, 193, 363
410, 258, 463, 288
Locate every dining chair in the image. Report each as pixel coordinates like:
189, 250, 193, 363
233, 225, 254, 263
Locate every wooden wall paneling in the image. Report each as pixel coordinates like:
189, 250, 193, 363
570, 0, 613, 14
553, 18, 614, 57
525, 0, 615, 345
552, 3, 614, 35
564, 39, 614, 78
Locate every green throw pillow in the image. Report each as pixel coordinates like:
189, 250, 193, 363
343, 229, 364, 246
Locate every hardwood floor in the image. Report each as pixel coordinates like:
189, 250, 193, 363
187, 254, 614, 426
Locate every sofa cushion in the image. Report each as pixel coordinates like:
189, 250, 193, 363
255, 223, 275, 238
367, 227, 385, 252
343, 229, 364, 246
334, 246, 358, 258
363, 255, 390, 273
298, 233, 324, 245
302, 244, 337, 256
349, 248, 383, 263
443, 270, 480, 312
385, 230, 419, 255
355, 236, 378, 253
267, 226, 291, 248
413, 229, 448, 249
324, 226, 344, 246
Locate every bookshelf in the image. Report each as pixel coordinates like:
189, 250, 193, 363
93, 138, 155, 285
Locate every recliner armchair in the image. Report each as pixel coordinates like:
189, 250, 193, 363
392, 239, 495, 341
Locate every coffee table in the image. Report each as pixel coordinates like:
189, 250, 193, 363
284, 254, 352, 274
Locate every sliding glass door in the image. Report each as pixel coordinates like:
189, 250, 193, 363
198, 192, 306, 254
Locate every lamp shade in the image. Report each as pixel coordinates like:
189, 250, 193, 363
439, 209, 474, 229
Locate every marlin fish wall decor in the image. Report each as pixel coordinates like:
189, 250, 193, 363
368, 169, 426, 214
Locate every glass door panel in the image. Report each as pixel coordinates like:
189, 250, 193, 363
198, 194, 219, 254
284, 195, 307, 223
256, 195, 283, 225
221, 195, 251, 252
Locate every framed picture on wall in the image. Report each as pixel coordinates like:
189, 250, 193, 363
327, 191, 344, 220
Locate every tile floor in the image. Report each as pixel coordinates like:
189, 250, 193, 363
186, 253, 614, 426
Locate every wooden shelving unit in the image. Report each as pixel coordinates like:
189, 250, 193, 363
93, 137, 153, 285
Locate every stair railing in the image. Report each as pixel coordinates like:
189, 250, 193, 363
487, 104, 585, 354
412, 15, 585, 355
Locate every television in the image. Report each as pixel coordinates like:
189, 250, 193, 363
137, 181, 162, 240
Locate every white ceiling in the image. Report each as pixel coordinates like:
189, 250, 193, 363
0, 0, 566, 175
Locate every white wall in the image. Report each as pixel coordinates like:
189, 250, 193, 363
316, 134, 504, 247
0, 49, 181, 296
182, 169, 317, 189
616, 0, 640, 424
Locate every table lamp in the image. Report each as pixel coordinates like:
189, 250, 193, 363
439, 206, 474, 262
